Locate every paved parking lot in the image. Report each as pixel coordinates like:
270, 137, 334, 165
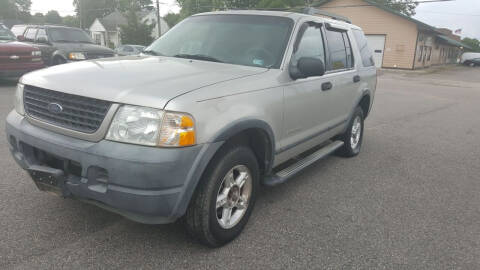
1, 66, 479, 269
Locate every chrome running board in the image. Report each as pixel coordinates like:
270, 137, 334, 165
263, 140, 344, 186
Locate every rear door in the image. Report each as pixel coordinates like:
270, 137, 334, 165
322, 24, 358, 126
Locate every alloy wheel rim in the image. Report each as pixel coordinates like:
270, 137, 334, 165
215, 165, 252, 229
350, 116, 362, 149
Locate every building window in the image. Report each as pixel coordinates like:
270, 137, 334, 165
427, 47, 432, 61
94, 33, 101, 45
418, 46, 423, 62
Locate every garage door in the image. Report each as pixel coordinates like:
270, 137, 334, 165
366, 35, 386, 68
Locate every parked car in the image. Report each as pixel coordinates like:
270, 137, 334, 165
0, 25, 44, 78
114, 44, 146, 56
6, 10, 376, 247
461, 52, 480, 67
12, 24, 115, 65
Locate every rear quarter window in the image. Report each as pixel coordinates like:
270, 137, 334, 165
352, 29, 375, 67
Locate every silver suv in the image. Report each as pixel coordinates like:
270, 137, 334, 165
6, 10, 376, 247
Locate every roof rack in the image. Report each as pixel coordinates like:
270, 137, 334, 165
302, 7, 352, 24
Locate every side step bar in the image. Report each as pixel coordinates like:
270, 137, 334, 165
263, 140, 344, 186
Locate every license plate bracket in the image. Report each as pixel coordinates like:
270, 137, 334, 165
28, 165, 66, 196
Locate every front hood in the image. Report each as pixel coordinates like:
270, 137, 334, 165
0, 41, 37, 52
52, 42, 114, 54
21, 56, 267, 109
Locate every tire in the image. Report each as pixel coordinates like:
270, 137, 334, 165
185, 145, 260, 247
53, 57, 66, 65
335, 106, 365, 157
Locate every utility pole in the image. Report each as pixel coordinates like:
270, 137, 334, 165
156, 0, 161, 38
79, 0, 83, 29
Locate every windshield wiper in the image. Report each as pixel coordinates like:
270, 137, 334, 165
173, 54, 223, 63
54, 40, 74, 43
75, 40, 93, 44
143, 50, 163, 56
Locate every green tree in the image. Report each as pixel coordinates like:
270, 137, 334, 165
0, 0, 32, 22
120, 9, 155, 45
45, 10, 62, 24
164, 12, 181, 27
73, 0, 154, 29
30, 12, 45, 24
462, 38, 480, 52
365, 0, 418, 16
73, 0, 116, 28
63, 15, 80, 27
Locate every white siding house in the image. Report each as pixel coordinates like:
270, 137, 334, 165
89, 10, 169, 48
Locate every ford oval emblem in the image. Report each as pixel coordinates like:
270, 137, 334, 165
47, 103, 63, 114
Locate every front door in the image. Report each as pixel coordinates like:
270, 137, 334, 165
282, 22, 335, 155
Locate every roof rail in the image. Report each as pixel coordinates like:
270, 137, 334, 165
302, 7, 352, 24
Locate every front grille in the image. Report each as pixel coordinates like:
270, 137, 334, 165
23, 85, 111, 134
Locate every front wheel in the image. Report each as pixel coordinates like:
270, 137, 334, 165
53, 57, 66, 65
185, 145, 259, 247
335, 106, 365, 157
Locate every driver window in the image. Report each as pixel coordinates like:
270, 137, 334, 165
293, 23, 326, 64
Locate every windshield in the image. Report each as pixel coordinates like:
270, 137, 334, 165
145, 15, 294, 68
49, 28, 93, 43
0, 28, 16, 41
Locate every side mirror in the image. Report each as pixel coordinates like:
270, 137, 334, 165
37, 37, 48, 44
17, 35, 25, 41
289, 57, 326, 80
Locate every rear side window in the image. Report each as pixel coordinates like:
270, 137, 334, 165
352, 29, 375, 67
24, 28, 37, 42
325, 29, 353, 70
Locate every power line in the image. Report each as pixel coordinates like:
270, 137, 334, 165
417, 11, 480, 17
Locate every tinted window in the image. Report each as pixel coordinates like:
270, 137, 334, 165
124, 46, 134, 52
343, 32, 354, 68
325, 29, 348, 70
293, 23, 325, 64
24, 28, 37, 41
49, 28, 93, 43
146, 15, 294, 69
36, 29, 48, 42
0, 28, 16, 41
352, 29, 374, 67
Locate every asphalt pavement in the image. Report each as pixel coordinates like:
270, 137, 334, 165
1, 66, 479, 269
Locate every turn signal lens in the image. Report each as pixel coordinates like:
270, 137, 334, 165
159, 113, 196, 147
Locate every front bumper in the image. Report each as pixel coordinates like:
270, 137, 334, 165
0, 62, 45, 78
6, 111, 222, 224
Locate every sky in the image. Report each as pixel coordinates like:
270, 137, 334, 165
413, 0, 480, 39
30, 0, 480, 39
30, 0, 180, 17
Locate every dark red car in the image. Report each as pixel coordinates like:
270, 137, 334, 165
0, 25, 44, 78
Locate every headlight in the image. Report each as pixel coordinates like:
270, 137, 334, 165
14, 83, 25, 116
31, 50, 42, 56
106, 105, 196, 147
68, 52, 86, 60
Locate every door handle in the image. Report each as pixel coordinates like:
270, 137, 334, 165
322, 82, 333, 91
353, 75, 361, 83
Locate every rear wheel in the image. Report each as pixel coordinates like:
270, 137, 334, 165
335, 106, 364, 157
185, 145, 259, 247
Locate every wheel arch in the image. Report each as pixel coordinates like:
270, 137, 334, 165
172, 119, 276, 218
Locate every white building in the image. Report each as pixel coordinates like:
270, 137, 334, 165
89, 10, 169, 48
